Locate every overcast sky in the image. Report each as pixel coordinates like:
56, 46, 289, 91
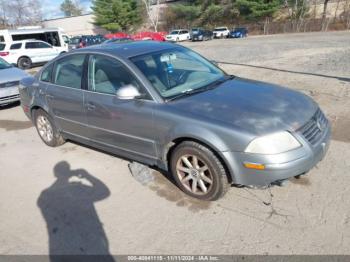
42, 0, 92, 20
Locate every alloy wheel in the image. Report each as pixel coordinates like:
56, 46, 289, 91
36, 115, 54, 143
176, 154, 214, 195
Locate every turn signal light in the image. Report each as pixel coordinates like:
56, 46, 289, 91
243, 162, 265, 170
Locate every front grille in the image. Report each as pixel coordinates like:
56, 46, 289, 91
299, 109, 328, 145
0, 94, 20, 102
0, 81, 20, 89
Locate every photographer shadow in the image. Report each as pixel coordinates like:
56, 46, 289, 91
37, 161, 115, 262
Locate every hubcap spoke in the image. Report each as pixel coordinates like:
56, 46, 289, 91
192, 155, 199, 169
191, 179, 198, 193
201, 173, 213, 184
198, 179, 207, 193
182, 157, 193, 168
182, 175, 192, 182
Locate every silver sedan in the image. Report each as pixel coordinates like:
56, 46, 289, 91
0, 58, 28, 106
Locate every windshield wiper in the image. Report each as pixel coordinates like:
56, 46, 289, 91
166, 75, 235, 102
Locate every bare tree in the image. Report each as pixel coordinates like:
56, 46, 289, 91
321, 0, 330, 30
4, 0, 42, 26
142, 0, 161, 32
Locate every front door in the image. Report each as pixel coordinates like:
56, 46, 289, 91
84, 54, 157, 160
45, 53, 89, 138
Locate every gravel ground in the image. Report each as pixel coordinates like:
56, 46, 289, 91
0, 31, 349, 256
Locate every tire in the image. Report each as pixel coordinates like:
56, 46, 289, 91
34, 109, 65, 147
170, 141, 229, 201
17, 57, 32, 70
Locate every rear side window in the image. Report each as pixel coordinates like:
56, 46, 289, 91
0, 35, 4, 42
25, 42, 38, 49
53, 54, 85, 89
40, 64, 54, 82
0, 43, 5, 51
10, 43, 22, 50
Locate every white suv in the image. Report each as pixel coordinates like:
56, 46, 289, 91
166, 29, 190, 42
0, 40, 61, 69
213, 27, 230, 38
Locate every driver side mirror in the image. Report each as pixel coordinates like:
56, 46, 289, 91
116, 84, 143, 100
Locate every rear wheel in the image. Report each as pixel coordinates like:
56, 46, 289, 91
17, 57, 32, 69
34, 109, 65, 147
170, 141, 228, 201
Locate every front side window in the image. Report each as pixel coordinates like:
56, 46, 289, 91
88, 54, 146, 97
37, 42, 51, 48
131, 48, 226, 99
0, 43, 5, 51
10, 43, 22, 50
40, 63, 54, 82
170, 30, 180, 35
53, 54, 85, 89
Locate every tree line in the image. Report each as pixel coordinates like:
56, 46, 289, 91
91, 0, 350, 34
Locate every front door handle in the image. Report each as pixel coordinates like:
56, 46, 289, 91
86, 102, 96, 111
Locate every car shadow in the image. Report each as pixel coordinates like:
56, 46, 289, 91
37, 161, 115, 262
216, 61, 350, 83
0, 101, 20, 110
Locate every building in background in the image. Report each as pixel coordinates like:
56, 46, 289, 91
42, 14, 108, 36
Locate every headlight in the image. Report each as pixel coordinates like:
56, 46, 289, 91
245, 131, 301, 154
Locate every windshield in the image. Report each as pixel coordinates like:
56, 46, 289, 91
170, 31, 180, 35
0, 57, 12, 69
70, 37, 80, 44
131, 47, 226, 99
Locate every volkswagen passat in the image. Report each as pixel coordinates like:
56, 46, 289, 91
19, 42, 331, 200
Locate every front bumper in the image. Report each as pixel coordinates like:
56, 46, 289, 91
0, 86, 20, 105
223, 122, 331, 187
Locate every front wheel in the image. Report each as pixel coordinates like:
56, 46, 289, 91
34, 109, 65, 147
170, 141, 228, 201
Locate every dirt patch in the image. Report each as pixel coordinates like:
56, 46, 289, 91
149, 171, 211, 212
290, 177, 311, 186
60, 146, 78, 153
331, 117, 350, 143
0, 120, 32, 131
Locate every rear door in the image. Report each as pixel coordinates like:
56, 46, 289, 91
35, 41, 59, 62
44, 54, 89, 138
84, 54, 157, 160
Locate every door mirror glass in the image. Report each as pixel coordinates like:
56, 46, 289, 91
116, 84, 142, 100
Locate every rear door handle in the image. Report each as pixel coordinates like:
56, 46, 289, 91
86, 102, 96, 111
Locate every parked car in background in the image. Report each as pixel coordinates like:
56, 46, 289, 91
20, 41, 331, 201
0, 40, 61, 69
132, 31, 166, 41
229, 27, 248, 38
166, 29, 190, 42
68, 35, 106, 50
103, 37, 133, 44
0, 57, 28, 106
191, 28, 213, 41
213, 27, 230, 38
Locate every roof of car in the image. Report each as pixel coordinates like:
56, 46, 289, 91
75, 41, 180, 59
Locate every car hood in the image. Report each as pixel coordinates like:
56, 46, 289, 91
168, 77, 317, 136
0, 67, 28, 83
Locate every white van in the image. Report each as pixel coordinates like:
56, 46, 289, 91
0, 28, 69, 53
